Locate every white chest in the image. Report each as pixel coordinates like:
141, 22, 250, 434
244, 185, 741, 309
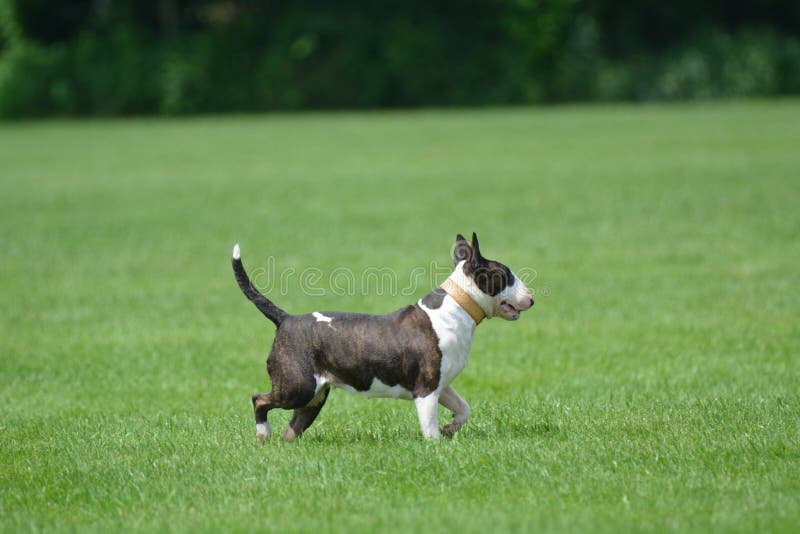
419, 296, 476, 389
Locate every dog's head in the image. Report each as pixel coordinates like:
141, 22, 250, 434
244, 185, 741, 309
451, 233, 534, 321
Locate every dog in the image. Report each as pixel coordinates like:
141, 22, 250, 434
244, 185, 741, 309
232, 233, 533, 441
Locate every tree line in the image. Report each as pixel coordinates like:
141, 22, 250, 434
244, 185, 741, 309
1, 0, 799, 117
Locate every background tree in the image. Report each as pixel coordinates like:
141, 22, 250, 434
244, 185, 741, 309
1, 0, 799, 117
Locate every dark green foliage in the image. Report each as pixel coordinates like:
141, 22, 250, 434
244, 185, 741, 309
1, 0, 799, 116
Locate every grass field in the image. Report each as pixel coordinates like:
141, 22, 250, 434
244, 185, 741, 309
1, 101, 799, 532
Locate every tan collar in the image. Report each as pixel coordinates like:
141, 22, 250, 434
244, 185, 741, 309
440, 278, 486, 324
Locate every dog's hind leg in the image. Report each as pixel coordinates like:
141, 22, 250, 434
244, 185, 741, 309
252, 388, 318, 443
252, 392, 276, 442
252, 340, 320, 442
252, 372, 319, 443
282, 384, 331, 442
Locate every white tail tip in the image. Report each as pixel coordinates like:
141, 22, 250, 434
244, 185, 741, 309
233, 243, 241, 260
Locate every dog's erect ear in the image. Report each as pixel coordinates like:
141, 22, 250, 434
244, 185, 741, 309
470, 232, 485, 269
453, 233, 472, 266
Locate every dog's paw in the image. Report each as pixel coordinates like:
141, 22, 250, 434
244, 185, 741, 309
256, 422, 271, 444
441, 422, 462, 437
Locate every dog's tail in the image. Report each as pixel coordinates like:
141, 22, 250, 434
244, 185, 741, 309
232, 244, 288, 327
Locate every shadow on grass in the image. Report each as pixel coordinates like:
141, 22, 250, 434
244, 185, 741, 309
249, 418, 563, 446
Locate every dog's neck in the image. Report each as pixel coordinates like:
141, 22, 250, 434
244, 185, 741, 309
440, 278, 485, 324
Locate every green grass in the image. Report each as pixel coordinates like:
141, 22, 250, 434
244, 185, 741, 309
1, 100, 799, 533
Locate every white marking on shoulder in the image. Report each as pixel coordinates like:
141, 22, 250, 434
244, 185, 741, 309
233, 243, 241, 260
313, 312, 333, 323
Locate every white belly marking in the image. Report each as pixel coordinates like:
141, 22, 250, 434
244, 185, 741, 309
314, 374, 413, 400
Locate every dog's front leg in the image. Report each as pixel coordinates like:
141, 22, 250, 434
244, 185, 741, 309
414, 392, 441, 440
439, 385, 470, 436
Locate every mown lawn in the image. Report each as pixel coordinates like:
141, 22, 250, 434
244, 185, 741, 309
1, 101, 799, 532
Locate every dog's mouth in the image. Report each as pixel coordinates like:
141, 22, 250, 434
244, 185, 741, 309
499, 301, 521, 321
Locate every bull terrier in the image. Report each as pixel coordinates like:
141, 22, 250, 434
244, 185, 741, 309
232, 233, 533, 441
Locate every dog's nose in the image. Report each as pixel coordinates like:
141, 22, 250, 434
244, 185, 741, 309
529, 297, 534, 308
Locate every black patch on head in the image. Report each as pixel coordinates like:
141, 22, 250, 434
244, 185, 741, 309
471, 262, 515, 296
421, 288, 446, 309
460, 232, 515, 296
